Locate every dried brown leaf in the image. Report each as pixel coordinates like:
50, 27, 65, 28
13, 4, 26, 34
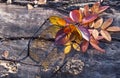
101, 18, 113, 29
38, 0, 47, 4
92, 29, 99, 39
94, 18, 103, 28
100, 30, 111, 41
90, 37, 105, 52
106, 26, 120, 32
27, 4, 34, 10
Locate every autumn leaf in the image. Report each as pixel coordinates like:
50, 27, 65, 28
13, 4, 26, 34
43, 25, 62, 38
38, 0, 47, 4
81, 40, 89, 52
91, 2, 100, 14
100, 30, 111, 41
71, 30, 82, 43
64, 45, 71, 54
69, 10, 83, 23
55, 28, 70, 45
49, 16, 66, 26
83, 5, 90, 16
72, 43, 80, 51
78, 26, 90, 41
94, 18, 103, 28
92, 29, 99, 39
27, 4, 34, 10
64, 25, 76, 34
82, 14, 98, 24
101, 18, 113, 30
64, 17, 74, 24
97, 36, 104, 40
90, 37, 105, 52
98, 6, 109, 14
106, 26, 120, 32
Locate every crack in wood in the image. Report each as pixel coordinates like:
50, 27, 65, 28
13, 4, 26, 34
0, 36, 55, 42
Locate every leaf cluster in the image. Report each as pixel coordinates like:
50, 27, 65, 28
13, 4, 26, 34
49, 2, 120, 54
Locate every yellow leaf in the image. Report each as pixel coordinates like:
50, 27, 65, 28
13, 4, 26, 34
72, 43, 80, 51
64, 45, 71, 54
92, 29, 99, 39
106, 26, 120, 32
74, 30, 82, 43
100, 30, 111, 41
101, 18, 113, 30
94, 18, 103, 28
49, 16, 66, 26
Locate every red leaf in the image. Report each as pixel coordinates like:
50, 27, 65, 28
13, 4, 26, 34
82, 14, 98, 24
64, 17, 74, 24
78, 26, 90, 41
90, 37, 105, 52
81, 40, 89, 52
98, 6, 109, 14
55, 28, 70, 45
69, 10, 83, 23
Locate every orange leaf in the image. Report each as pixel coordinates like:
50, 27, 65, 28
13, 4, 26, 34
90, 37, 105, 52
100, 30, 111, 41
81, 40, 89, 52
69, 10, 83, 23
64, 25, 76, 34
49, 16, 66, 26
101, 18, 113, 30
106, 26, 120, 32
94, 18, 103, 28
92, 29, 99, 39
